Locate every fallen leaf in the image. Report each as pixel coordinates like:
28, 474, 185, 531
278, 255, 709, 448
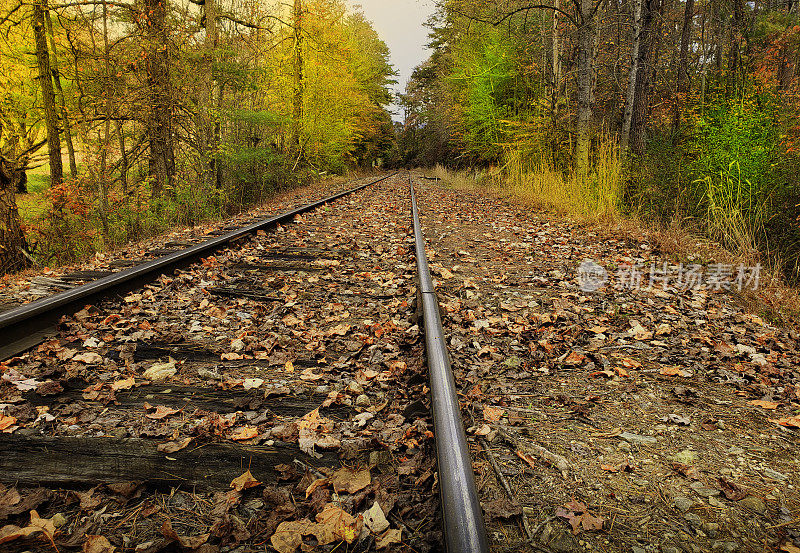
271, 520, 315, 553
588, 326, 608, 334
769, 416, 800, 428
0, 415, 17, 432
376, 528, 402, 549
621, 358, 641, 369
220, 352, 244, 361
161, 519, 209, 549
600, 463, 619, 473
242, 378, 264, 390
230, 470, 261, 492
300, 368, 323, 381
748, 400, 780, 410
482, 497, 522, 520
285, 360, 295, 373
305, 478, 329, 498
73, 352, 103, 364
157, 437, 192, 454
329, 467, 371, 494
230, 426, 259, 441
660, 366, 691, 377
780, 543, 800, 553
110, 377, 135, 391
483, 405, 505, 422
144, 405, 180, 420
670, 462, 700, 480
555, 503, 604, 534
363, 501, 390, 533
315, 504, 362, 544
83, 535, 115, 553
717, 477, 747, 501
142, 360, 177, 381
563, 351, 586, 366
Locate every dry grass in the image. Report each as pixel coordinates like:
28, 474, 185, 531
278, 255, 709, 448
424, 150, 800, 328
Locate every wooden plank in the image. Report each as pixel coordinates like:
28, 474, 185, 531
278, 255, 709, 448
23, 382, 351, 420
0, 435, 339, 491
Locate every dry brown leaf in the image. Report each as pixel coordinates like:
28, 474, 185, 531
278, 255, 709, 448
748, 400, 780, 410
315, 504, 363, 544
563, 351, 586, 366
614, 366, 630, 378
230, 426, 259, 441
305, 478, 329, 498
157, 437, 192, 454
330, 467, 371, 494
600, 463, 619, 473
660, 366, 690, 377
621, 358, 641, 369
220, 352, 244, 361
145, 405, 180, 420
230, 470, 261, 492
73, 352, 103, 364
271, 519, 316, 553
110, 377, 135, 391
83, 535, 116, 553
588, 326, 608, 334
161, 519, 209, 549
780, 543, 800, 553
285, 360, 295, 373
376, 528, 402, 549
769, 415, 800, 428
299, 368, 323, 381
483, 405, 505, 422
670, 462, 700, 480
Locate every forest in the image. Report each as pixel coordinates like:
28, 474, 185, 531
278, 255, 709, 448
394, 0, 800, 285
0, 0, 395, 273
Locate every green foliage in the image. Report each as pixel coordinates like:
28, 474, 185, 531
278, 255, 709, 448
688, 94, 782, 248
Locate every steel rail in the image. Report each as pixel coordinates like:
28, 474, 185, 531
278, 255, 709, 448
410, 177, 489, 553
0, 172, 396, 359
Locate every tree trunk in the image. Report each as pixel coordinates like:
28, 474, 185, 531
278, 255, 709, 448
141, 0, 174, 197
630, 0, 661, 154
575, 0, 597, 176
32, 0, 63, 188
673, 0, 695, 130
45, 9, 77, 179
0, 156, 30, 274
552, 0, 562, 90
621, 0, 643, 151
199, 0, 219, 190
291, 0, 304, 153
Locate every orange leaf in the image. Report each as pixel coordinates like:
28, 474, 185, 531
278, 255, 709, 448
769, 415, 800, 428
483, 405, 506, 422
748, 400, 780, 410
230, 469, 261, 491
230, 426, 259, 441
515, 450, 537, 469
0, 415, 17, 432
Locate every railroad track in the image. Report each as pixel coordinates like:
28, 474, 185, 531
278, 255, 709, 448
0, 172, 488, 552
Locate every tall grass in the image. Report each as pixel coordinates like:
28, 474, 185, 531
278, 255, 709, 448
501, 138, 623, 222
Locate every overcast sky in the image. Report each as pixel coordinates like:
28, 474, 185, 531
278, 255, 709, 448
344, 0, 436, 121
